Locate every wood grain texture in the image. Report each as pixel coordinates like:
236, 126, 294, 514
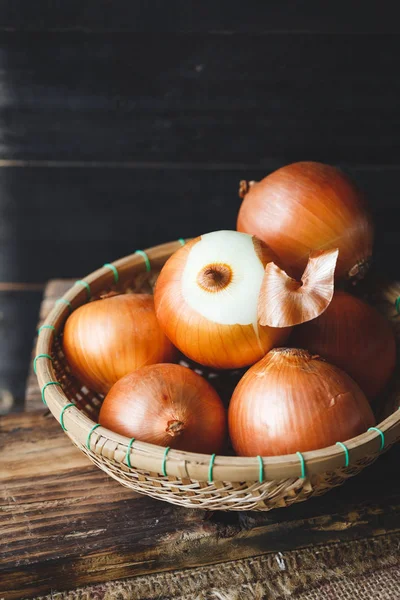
0, 165, 399, 284
1, 33, 400, 164
0, 2, 396, 33
0, 410, 399, 599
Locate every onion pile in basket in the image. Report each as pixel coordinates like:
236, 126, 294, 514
63, 161, 396, 458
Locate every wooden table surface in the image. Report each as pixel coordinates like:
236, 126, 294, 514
0, 279, 399, 599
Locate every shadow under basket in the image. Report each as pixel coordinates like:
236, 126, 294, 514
34, 240, 400, 511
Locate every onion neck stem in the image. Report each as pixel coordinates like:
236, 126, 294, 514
166, 420, 185, 437
348, 257, 371, 280
238, 180, 256, 198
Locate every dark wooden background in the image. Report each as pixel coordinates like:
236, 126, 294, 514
1, 4, 400, 412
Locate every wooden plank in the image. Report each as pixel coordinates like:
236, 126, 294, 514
1, 165, 400, 284
0, 290, 43, 415
0, 283, 44, 292
1, 33, 400, 164
0, 2, 395, 33
1, 410, 399, 599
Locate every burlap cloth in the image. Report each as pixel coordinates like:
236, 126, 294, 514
34, 532, 399, 600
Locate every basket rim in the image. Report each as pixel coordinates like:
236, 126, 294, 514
35, 239, 400, 483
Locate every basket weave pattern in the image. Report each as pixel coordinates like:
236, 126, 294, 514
35, 241, 400, 511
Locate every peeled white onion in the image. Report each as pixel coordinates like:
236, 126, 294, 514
154, 230, 290, 369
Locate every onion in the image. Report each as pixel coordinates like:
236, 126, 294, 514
99, 363, 227, 453
228, 348, 375, 456
290, 291, 396, 400
154, 230, 290, 369
237, 161, 374, 281
63, 293, 175, 394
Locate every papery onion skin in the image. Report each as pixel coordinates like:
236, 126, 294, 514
63, 294, 176, 395
290, 291, 396, 400
154, 230, 291, 369
237, 161, 374, 280
258, 248, 338, 328
228, 348, 375, 457
99, 363, 227, 453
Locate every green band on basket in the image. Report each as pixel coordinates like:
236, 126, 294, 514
75, 280, 91, 300
86, 424, 101, 449
162, 446, 170, 476
135, 250, 151, 272
296, 451, 306, 478
208, 453, 216, 483
103, 263, 119, 283
33, 353, 53, 375
55, 298, 72, 313
257, 455, 264, 483
396, 296, 400, 314
60, 403, 75, 431
41, 381, 62, 406
368, 426, 385, 451
336, 442, 350, 467
178, 238, 186, 246
125, 437, 136, 469
38, 324, 55, 335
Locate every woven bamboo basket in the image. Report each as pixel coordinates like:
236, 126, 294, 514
35, 240, 400, 511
